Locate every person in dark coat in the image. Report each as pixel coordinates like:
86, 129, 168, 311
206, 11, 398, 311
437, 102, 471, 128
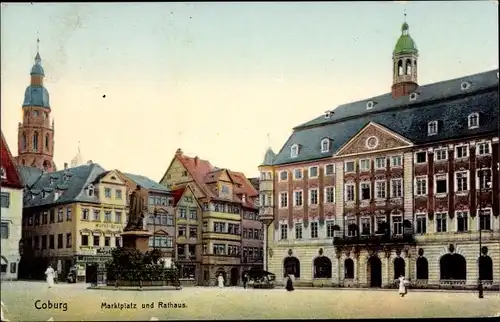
242, 273, 248, 289
285, 275, 294, 292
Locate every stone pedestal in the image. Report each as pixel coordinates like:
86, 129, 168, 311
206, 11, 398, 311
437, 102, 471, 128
121, 230, 152, 253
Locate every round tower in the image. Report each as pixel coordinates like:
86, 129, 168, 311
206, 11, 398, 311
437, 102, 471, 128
258, 144, 276, 271
16, 38, 55, 172
391, 17, 419, 98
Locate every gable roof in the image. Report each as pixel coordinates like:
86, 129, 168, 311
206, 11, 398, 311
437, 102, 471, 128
123, 172, 170, 193
171, 184, 202, 208
273, 69, 499, 165
0, 131, 23, 189
163, 152, 257, 209
171, 187, 186, 206
21, 162, 107, 208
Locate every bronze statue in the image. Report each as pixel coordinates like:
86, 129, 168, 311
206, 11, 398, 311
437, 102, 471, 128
124, 185, 149, 231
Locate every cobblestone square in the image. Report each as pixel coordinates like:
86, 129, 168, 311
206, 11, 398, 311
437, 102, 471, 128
1, 281, 499, 321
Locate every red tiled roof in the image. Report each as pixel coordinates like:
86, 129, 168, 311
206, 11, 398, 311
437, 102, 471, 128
1, 131, 24, 189
175, 152, 257, 209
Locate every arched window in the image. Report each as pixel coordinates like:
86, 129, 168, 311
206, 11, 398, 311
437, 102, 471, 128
45, 134, 50, 151
344, 258, 354, 279
478, 256, 493, 281
283, 257, 300, 278
321, 139, 330, 153
468, 113, 479, 129
406, 59, 412, 75
33, 132, 39, 151
440, 253, 466, 280
416, 257, 429, 280
22, 132, 27, 150
313, 256, 332, 278
88, 185, 95, 197
397, 60, 404, 76
393, 257, 405, 279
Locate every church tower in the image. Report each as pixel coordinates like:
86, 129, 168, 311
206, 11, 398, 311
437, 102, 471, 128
16, 38, 56, 172
391, 15, 419, 98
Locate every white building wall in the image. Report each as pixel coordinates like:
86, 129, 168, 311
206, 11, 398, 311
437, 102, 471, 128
1, 186, 23, 280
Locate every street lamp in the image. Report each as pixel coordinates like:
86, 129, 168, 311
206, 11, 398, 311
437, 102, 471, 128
477, 166, 491, 299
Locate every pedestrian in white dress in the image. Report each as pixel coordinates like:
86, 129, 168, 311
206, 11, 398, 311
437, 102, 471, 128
218, 274, 224, 288
45, 265, 55, 288
398, 275, 407, 297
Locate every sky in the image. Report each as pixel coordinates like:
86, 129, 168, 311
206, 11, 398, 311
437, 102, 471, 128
1, 1, 498, 181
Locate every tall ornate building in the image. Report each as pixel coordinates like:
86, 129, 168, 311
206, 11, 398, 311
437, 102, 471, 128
259, 19, 499, 290
15, 40, 56, 172
160, 149, 263, 286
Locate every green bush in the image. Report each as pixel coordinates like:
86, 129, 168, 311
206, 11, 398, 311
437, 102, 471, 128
106, 247, 178, 283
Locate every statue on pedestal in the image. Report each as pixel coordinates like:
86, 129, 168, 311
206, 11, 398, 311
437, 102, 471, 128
124, 185, 149, 232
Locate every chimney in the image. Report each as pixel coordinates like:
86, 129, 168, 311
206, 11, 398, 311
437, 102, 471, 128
87, 160, 93, 164
194, 156, 199, 167
176, 148, 183, 155
64, 162, 68, 170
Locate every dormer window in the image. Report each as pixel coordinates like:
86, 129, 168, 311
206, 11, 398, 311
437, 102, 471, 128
366, 101, 375, 110
468, 113, 479, 129
42, 191, 48, 199
49, 178, 55, 185
324, 111, 332, 119
460, 81, 471, 91
409, 93, 419, 101
290, 144, 299, 158
0, 167, 6, 179
427, 121, 438, 136
54, 191, 61, 201
321, 138, 330, 153
242, 194, 247, 204
88, 185, 95, 197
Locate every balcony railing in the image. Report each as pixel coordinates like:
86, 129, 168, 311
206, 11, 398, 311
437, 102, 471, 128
439, 279, 466, 286
242, 256, 263, 264
333, 233, 415, 246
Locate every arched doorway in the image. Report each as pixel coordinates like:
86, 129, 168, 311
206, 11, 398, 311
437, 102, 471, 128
367, 256, 382, 287
230, 267, 239, 286
479, 256, 493, 281
215, 267, 227, 284
416, 257, 429, 280
393, 257, 405, 279
283, 257, 300, 278
344, 258, 354, 279
440, 254, 466, 280
313, 256, 332, 278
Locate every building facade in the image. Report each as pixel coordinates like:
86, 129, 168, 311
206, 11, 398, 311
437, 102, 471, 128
1, 132, 24, 280
160, 149, 262, 286
15, 43, 56, 172
260, 20, 499, 290
117, 171, 176, 260
19, 163, 128, 281
171, 184, 203, 285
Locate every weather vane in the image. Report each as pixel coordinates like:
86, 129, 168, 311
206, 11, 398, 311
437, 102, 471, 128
36, 32, 40, 52
267, 133, 271, 147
